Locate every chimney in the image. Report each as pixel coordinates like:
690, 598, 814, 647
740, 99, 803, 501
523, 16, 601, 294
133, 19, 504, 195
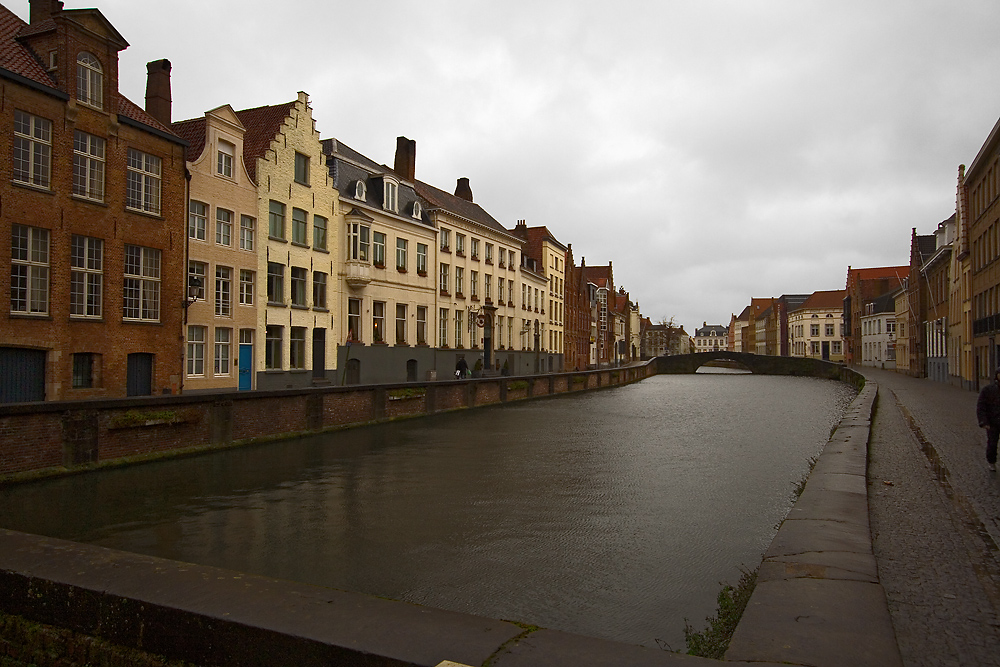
455, 177, 473, 202
144, 59, 172, 126
30, 0, 62, 24
393, 137, 416, 181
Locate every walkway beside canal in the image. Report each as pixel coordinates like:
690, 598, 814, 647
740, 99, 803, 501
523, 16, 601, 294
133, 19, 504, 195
862, 368, 1000, 667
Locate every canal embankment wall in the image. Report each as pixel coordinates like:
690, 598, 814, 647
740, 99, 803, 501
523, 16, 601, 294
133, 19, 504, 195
0, 364, 654, 482
0, 359, 902, 666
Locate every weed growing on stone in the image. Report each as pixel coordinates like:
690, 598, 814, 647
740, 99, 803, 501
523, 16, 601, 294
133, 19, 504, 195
681, 565, 758, 659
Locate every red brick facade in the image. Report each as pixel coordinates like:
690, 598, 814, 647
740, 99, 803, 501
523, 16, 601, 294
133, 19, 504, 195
0, 3, 186, 402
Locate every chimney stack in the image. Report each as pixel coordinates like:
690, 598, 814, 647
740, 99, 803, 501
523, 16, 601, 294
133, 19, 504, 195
29, 0, 62, 24
144, 59, 172, 127
455, 177, 473, 202
393, 136, 416, 181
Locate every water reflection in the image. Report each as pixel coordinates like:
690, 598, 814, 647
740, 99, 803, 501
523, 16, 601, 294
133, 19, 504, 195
0, 374, 855, 649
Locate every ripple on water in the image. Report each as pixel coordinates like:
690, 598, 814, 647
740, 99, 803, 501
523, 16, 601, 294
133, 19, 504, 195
0, 373, 855, 650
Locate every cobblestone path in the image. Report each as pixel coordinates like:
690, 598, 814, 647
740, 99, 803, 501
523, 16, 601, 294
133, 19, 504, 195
863, 368, 1000, 666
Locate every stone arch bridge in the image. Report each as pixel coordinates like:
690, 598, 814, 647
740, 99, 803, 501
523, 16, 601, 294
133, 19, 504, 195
655, 351, 851, 380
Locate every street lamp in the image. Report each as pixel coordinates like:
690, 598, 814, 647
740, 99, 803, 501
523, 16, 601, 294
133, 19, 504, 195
183, 276, 202, 308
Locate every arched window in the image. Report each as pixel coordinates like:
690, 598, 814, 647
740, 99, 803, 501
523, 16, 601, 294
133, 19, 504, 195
77, 52, 103, 109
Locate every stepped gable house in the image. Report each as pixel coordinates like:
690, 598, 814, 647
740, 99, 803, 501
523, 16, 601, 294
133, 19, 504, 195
0, 0, 186, 402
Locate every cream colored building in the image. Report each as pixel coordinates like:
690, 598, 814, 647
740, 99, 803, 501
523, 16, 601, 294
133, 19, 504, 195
787, 290, 845, 362
173, 106, 261, 392
324, 137, 437, 383
252, 93, 339, 390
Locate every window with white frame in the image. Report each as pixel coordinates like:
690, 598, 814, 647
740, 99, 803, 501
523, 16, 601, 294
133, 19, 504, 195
396, 303, 406, 344
188, 261, 206, 300
497, 315, 504, 347
313, 215, 327, 250
455, 310, 464, 347
471, 238, 479, 259
313, 271, 327, 309
292, 208, 308, 245
126, 149, 161, 215
417, 243, 427, 274
825, 323, 835, 337
13, 111, 51, 188
471, 270, 479, 298
440, 228, 450, 251
439, 263, 449, 292
485, 243, 494, 263
373, 301, 385, 343
72, 131, 105, 201
508, 279, 513, 303
348, 298, 361, 341
216, 208, 233, 246
240, 215, 255, 250
217, 140, 234, 178
123, 245, 160, 321
439, 308, 448, 347
189, 201, 207, 240
498, 276, 505, 303
383, 178, 398, 212
269, 200, 286, 239
76, 52, 103, 109
187, 326, 205, 376
10, 224, 49, 315
348, 222, 370, 261
455, 267, 464, 295
456, 233, 465, 256
396, 238, 407, 270
373, 232, 386, 266
485, 274, 492, 301
215, 328, 232, 375
215, 266, 232, 317
417, 306, 427, 345
70, 235, 102, 318
239, 269, 254, 306
810, 323, 820, 336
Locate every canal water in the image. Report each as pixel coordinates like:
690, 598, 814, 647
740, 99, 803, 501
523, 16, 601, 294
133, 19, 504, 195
0, 371, 856, 650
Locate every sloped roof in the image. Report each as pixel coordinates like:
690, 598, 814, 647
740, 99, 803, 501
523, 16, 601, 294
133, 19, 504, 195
171, 117, 206, 160
236, 101, 296, 183
0, 5, 54, 86
582, 264, 612, 288
414, 178, 509, 236
695, 324, 727, 337
847, 266, 909, 287
795, 289, 846, 311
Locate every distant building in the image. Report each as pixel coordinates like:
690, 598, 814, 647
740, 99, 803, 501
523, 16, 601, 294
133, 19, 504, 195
787, 290, 846, 362
844, 266, 908, 366
693, 323, 727, 352
860, 292, 897, 369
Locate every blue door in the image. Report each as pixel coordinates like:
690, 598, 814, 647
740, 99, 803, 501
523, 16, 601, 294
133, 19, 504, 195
238, 344, 253, 391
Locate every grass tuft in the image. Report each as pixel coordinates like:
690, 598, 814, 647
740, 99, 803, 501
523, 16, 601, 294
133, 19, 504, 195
682, 566, 758, 659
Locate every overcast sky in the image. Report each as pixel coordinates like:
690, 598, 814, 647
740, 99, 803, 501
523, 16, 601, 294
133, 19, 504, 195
23, 1, 1000, 331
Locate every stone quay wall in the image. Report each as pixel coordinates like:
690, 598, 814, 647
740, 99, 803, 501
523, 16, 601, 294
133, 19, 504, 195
0, 364, 657, 481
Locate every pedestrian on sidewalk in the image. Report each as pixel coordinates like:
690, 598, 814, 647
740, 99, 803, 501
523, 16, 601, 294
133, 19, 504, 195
975, 365, 1000, 472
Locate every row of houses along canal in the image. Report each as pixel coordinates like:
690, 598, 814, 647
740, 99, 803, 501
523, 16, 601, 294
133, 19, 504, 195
0, 368, 856, 651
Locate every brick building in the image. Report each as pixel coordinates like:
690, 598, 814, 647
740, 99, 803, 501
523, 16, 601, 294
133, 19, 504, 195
1, 0, 186, 402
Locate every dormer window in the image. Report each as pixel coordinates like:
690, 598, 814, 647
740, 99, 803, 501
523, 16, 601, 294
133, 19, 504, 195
76, 52, 103, 109
217, 140, 234, 178
412, 201, 422, 219
354, 180, 366, 200
383, 178, 398, 213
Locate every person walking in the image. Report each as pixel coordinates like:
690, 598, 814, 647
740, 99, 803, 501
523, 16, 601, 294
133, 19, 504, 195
975, 366, 1000, 472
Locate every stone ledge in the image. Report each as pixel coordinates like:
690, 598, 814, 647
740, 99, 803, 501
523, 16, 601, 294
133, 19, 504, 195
726, 380, 903, 667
